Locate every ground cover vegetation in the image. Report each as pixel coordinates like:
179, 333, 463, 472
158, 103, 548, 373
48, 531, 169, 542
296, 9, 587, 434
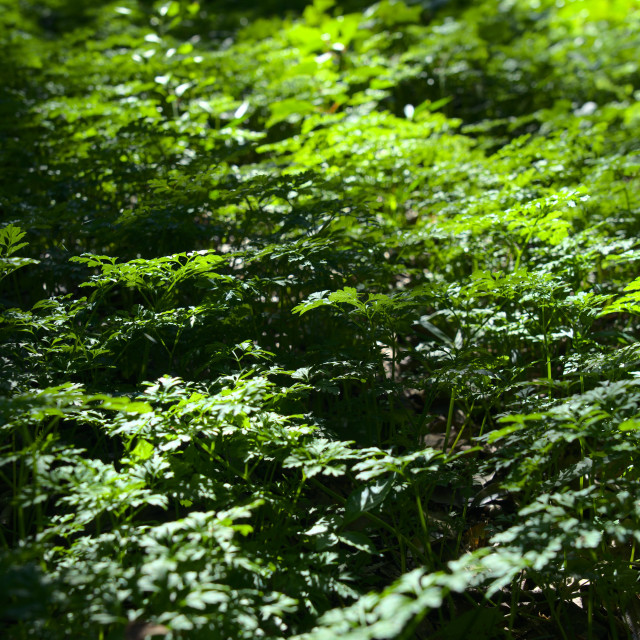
2, 0, 640, 637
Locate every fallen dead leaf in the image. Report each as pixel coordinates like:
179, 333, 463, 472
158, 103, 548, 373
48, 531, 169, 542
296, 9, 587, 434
125, 621, 170, 640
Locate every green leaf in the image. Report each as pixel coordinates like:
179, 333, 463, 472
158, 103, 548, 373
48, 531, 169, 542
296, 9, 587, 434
338, 531, 377, 553
343, 475, 394, 524
328, 287, 365, 310
292, 290, 331, 315
130, 438, 154, 461
267, 99, 317, 128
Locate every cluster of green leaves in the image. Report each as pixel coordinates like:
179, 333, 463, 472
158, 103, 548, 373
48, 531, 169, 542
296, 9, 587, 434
2, 0, 640, 637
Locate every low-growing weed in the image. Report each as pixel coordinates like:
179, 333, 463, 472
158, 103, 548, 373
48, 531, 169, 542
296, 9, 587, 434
2, 0, 640, 638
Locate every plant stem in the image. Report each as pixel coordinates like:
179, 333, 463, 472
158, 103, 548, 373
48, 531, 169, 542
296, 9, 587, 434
443, 389, 455, 453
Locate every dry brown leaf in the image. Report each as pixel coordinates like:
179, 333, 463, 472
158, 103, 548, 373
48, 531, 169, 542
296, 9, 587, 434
124, 621, 170, 640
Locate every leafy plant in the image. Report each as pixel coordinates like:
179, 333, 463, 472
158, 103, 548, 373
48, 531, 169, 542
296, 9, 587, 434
2, 0, 640, 638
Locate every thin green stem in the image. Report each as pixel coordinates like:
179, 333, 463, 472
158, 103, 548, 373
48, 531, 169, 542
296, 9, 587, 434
443, 389, 455, 453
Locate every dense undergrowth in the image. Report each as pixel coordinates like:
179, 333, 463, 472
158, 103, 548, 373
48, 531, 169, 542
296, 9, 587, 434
2, 0, 640, 637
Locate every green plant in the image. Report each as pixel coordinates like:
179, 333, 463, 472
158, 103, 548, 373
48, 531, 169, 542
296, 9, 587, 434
2, 0, 640, 638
